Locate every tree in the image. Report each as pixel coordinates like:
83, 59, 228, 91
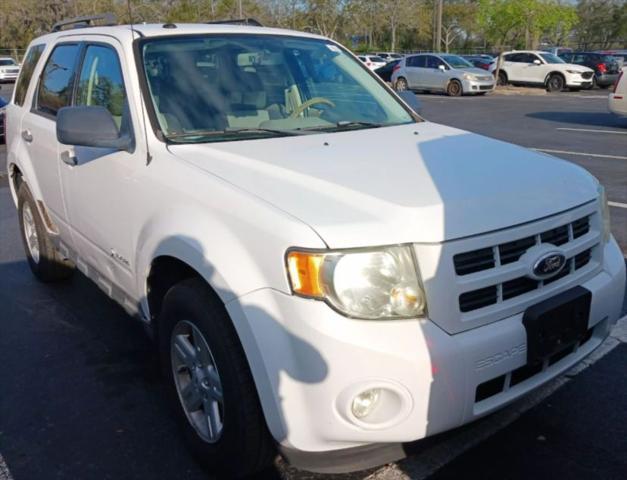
575, 0, 626, 49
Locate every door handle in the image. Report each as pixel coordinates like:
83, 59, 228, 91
21, 130, 33, 143
60, 150, 77, 167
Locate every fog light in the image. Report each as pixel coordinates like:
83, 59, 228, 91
351, 388, 381, 419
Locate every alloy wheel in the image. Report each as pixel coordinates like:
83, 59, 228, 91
22, 203, 40, 264
171, 320, 225, 443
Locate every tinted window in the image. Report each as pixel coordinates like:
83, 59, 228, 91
425, 56, 445, 69
76, 45, 128, 131
14, 45, 45, 106
504, 53, 522, 62
37, 44, 80, 116
407, 56, 425, 67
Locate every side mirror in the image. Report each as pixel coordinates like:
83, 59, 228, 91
438, 64, 446, 72
533, 59, 542, 65
397, 90, 422, 115
56, 106, 133, 152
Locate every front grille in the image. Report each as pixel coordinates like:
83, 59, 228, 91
456, 216, 595, 313
581, 72, 593, 80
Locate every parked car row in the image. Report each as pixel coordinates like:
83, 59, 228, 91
558, 52, 621, 88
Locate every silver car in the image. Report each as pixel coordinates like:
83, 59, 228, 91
392, 53, 495, 96
0, 57, 20, 83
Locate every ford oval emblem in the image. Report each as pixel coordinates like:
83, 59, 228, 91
532, 252, 567, 279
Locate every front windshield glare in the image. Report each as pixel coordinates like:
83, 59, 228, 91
441, 55, 473, 68
141, 35, 415, 143
540, 53, 564, 64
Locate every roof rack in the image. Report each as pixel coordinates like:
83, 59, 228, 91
206, 18, 263, 27
52, 13, 117, 32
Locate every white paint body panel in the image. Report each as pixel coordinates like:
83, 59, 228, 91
609, 67, 627, 116
5, 24, 626, 463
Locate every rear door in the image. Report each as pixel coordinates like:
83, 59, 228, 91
19, 42, 81, 241
503, 53, 527, 82
405, 55, 426, 88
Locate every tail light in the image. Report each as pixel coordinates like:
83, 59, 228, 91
479, 63, 490, 70
392, 64, 401, 72
597, 63, 607, 74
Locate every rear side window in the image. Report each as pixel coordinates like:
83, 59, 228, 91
37, 44, 80, 116
14, 45, 45, 106
75, 45, 128, 132
407, 56, 425, 67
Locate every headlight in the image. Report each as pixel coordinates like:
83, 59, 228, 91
566, 70, 581, 75
463, 73, 477, 81
286, 245, 426, 319
598, 185, 611, 243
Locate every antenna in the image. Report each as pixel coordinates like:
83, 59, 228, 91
126, 0, 153, 166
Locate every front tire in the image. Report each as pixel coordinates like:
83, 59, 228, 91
447, 79, 463, 97
158, 278, 274, 478
17, 183, 74, 282
546, 74, 565, 92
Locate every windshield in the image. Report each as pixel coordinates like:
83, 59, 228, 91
440, 55, 473, 69
0, 59, 17, 66
539, 53, 565, 64
141, 35, 415, 143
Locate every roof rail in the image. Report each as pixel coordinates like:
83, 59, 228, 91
52, 13, 117, 32
206, 18, 263, 27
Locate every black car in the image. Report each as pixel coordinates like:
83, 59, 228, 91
559, 52, 620, 88
462, 55, 495, 72
0, 95, 8, 144
374, 59, 401, 83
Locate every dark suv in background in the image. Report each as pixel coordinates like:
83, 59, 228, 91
559, 52, 620, 88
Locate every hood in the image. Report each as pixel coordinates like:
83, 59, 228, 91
459, 67, 491, 76
561, 63, 594, 73
169, 123, 598, 248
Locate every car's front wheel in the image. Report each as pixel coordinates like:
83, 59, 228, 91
546, 74, 565, 92
158, 278, 274, 478
447, 79, 463, 97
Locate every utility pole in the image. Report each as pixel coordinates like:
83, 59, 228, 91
435, 0, 443, 53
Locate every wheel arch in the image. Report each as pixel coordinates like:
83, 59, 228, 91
544, 70, 565, 85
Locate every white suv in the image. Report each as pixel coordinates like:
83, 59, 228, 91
5, 17, 625, 478
498, 50, 595, 91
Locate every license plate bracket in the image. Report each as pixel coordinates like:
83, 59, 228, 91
523, 286, 591, 365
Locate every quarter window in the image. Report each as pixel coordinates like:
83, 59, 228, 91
14, 44, 45, 106
37, 44, 80, 116
75, 45, 128, 131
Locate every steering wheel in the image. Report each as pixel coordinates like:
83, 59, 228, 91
290, 97, 336, 118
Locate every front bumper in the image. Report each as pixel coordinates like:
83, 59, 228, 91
0, 72, 18, 81
228, 237, 625, 470
462, 77, 495, 93
565, 72, 594, 88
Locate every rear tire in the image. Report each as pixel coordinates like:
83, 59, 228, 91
395, 77, 408, 92
447, 79, 463, 97
546, 74, 565, 92
17, 183, 74, 282
158, 278, 275, 478
497, 71, 508, 86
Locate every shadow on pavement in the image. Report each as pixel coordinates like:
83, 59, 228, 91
526, 111, 627, 128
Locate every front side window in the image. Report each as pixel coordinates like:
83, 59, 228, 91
539, 53, 564, 64
76, 45, 128, 132
37, 44, 80, 116
440, 55, 473, 69
14, 45, 45, 106
141, 34, 415, 143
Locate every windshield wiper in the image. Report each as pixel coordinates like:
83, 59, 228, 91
300, 121, 385, 132
167, 127, 307, 140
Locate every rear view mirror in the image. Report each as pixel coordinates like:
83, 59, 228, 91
438, 64, 446, 72
56, 106, 133, 152
533, 59, 542, 65
397, 90, 422, 115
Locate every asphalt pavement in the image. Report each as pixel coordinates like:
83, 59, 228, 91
1, 83, 626, 480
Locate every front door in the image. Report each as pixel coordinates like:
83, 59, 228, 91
59, 38, 143, 300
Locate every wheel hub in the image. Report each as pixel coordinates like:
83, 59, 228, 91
22, 203, 40, 264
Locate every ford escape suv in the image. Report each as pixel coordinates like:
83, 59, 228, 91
5, 16, 625, 478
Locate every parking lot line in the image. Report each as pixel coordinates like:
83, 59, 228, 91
533, 148, 627, 160
609, 201, 627, 209
556, 127, 627, 135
